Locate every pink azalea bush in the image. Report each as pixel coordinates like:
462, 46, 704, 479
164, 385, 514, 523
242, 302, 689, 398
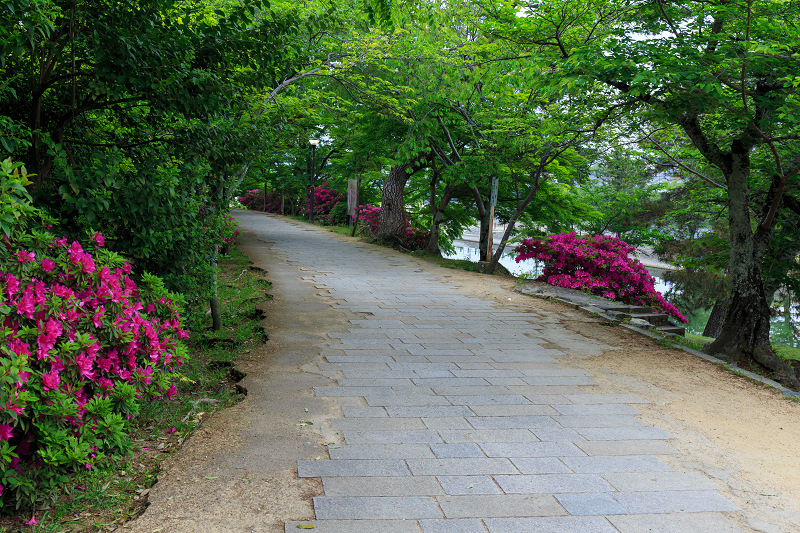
357, 205, 382, 232
238, 189, 283, 213
304, 183, 346, 225
0, 230, 188, 510
514, 232, 687, 322
357, 205, 430, 251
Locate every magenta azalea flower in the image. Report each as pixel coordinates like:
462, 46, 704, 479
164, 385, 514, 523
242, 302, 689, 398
42, 371, 61, 390
2, 229, 187, 506
515, 232, 687, 323
16, 248, 35, 262
0, 424, 14, 441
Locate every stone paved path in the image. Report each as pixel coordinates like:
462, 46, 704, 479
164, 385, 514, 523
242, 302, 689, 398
240, 214, 743, 533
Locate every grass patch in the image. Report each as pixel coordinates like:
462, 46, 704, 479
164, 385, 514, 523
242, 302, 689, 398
680, 332, 715, 351
775, 344, 800, 362
2, 244, 271, 532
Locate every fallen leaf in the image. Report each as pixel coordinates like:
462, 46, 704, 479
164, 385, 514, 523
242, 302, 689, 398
204, 476, 219, 480
297, 525, 315, 529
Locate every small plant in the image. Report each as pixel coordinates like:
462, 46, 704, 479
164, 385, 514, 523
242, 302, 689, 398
514, 232, 687, 323
655, 337, 677, 349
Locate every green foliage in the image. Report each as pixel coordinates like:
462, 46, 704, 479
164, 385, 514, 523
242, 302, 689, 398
37, 149, 228, 299
0, 0, 333, 306
0, 158, 35, 237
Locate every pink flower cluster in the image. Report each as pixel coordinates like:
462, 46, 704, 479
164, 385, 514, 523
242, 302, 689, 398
1, 233, 188, 498
357, 205, 430, 251
357, 205, 382, 233
221, 215, 240, 244
305, 183, 345, 225
514, 232, 687, 322
239, 189, 284, 213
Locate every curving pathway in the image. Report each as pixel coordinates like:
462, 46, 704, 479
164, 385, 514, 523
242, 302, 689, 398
240, 213, 741, 533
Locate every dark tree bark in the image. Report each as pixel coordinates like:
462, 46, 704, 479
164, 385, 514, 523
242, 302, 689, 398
210, 264, 222, 331
702, 148, 800, 389
423, 175, 456, 256
375, 151, 431, 243
471, 185, 491, 262
702, 300, 728, 338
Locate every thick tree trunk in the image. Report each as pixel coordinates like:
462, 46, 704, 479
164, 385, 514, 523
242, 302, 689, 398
375, 152, 431, 243
707, 273, 798, 389
705, 158, 800, 389
375, 164, 412, 242
702, 300, 728, 338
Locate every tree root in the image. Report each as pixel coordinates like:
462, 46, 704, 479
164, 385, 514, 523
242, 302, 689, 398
707, 343, 800, 391
751, 348, 800, 391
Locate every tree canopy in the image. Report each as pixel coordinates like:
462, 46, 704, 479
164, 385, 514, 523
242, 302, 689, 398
3, 0, 799, 385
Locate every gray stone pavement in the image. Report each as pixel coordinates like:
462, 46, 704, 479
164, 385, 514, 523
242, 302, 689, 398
239, 214, 743, 533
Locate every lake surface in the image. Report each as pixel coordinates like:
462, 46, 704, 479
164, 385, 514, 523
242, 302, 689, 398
445, 242, 798, 348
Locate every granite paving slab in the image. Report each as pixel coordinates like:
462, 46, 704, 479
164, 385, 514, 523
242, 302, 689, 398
247, 215, 743, 531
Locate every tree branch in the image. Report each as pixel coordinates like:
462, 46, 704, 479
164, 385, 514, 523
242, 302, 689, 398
676, 114, 729, 174
642, 132, 725, 189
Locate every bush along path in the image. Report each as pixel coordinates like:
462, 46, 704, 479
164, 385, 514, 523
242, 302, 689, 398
0, 245, 271, 530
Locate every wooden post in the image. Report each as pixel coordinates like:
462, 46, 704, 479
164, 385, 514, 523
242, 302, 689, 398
347, 178, 358, 225
263, 181, 267, 212
486, 176, 499, 262
351, 172, 362, 237
309, 144, 316, 221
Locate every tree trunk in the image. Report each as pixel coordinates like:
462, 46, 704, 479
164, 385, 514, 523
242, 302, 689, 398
486, 165, 546, 274
705, 157, 799, 389
375, 152, 431, 243
707, 273, 798, 389
471, 186, 490, 261
783, 289, 792, 323
210, 263, 222, 331
702, 300, 728, 338
423, 180, 455, 256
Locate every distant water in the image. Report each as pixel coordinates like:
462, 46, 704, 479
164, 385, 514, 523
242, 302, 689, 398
444, 242, 798, 347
